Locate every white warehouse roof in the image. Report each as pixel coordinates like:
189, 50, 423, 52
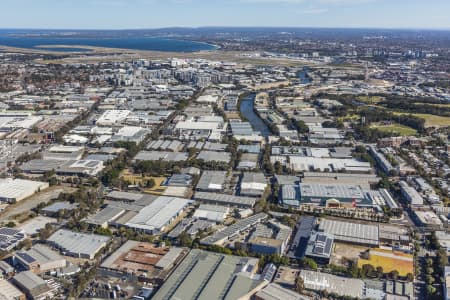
126, 196, 193, 233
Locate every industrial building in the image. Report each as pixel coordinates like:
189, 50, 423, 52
399, 181, 424, 206
41, 202, 78, 217
193, 204, 230, 223
42, 145, 84, 161
201, 213, 268, 246
134, 151, 189, 162
0, 179, 49, 203
151, 249, 265, 300
15, 244, 67, 274
20, 159, 104, 177
125, 196, 193, 234
96, 110, 131, 126
0, 279, 25, 300
12, 271, 56, 300
194, 191, 257, 208
247, 220, 292, 255
299, 269, 364, 299
47, 229, 111, 259
196, 150, 231, 164
304, 231, 334, 264
318, 219, 379, 246
239, 172, 268, 197
0, 228, 26, 251
255, 283, 308, 300
280, 183, 375, 208
100, 241, 188, 283
287, 216, 316, 259
273, 156, 372, 173
195, 171, 227, 192
110, 126, 150, 143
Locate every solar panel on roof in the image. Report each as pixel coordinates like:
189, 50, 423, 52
16, 252, 36, 264
325, 239, 333, 254
317, 234, 327, 242
313, 246, 324, 254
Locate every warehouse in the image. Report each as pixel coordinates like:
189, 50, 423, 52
0, 178, 49, 203
134, 151, 189, 162
195, 171, 227, 192
239, 172, 268, 197
0, 228, 26, 251
15, 244, 67, 274
299, 269, 364, 299
280, 183, 374, 208
318, 219, 379, 246
197, 150, 231, 164
201, 213, 268, 246
84, 206, 126, 228
0, 279, 25, 300
193, 204, 230, 223
96, 110, 131, 126
287, 216, 316, 259
101, 241, 188, 282
147, 139, 184, 152
151, 249, 264, 300
47, 229, 111, 259
41, 202, 78, 217
255, 283, 308, 300
194, 191, 257, 208
42, 145, 84, 161
399, 181, 424, 206
106, 191, 156, 203
272, 156, 372, 173
110, 126, 150, 143
20, 159, 104, 177
237, 153, 259, 170
12, 271, 56, 300
302, 172, 379, 190
304, 231, 334, 264
125, 196, 193, 234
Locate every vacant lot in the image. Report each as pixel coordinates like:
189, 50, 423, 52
370, 123, 417, 136
331, 242, 369, 266
120, 170, 167, 194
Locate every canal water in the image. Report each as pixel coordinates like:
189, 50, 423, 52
298, 67, 311, 84
239, 94, 271, 137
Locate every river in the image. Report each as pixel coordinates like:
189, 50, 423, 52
239, 94, 271, 137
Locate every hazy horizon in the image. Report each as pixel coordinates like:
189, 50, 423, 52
1, 0, 450, 30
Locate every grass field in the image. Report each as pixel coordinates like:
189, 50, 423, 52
391, 112, 450, 128
120, 170, 167, 194
370, 123, 417, 136
357, 95, 384, 104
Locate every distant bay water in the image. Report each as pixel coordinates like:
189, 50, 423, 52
0, 33, 217, 52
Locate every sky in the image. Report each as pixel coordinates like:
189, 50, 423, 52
1, 0, 450, 30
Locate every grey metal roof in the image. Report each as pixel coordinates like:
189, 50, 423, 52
47, 229, 110, 257
151, 249, 261, 300
318, 219, 379, 246
200, 213, 267, 245
134, 151, 188, 162
13, 270, 46, 290
194, 191, 256, 208
255, 283, 309, 300
196, 171, 227, 191
197, 150, 231, 163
